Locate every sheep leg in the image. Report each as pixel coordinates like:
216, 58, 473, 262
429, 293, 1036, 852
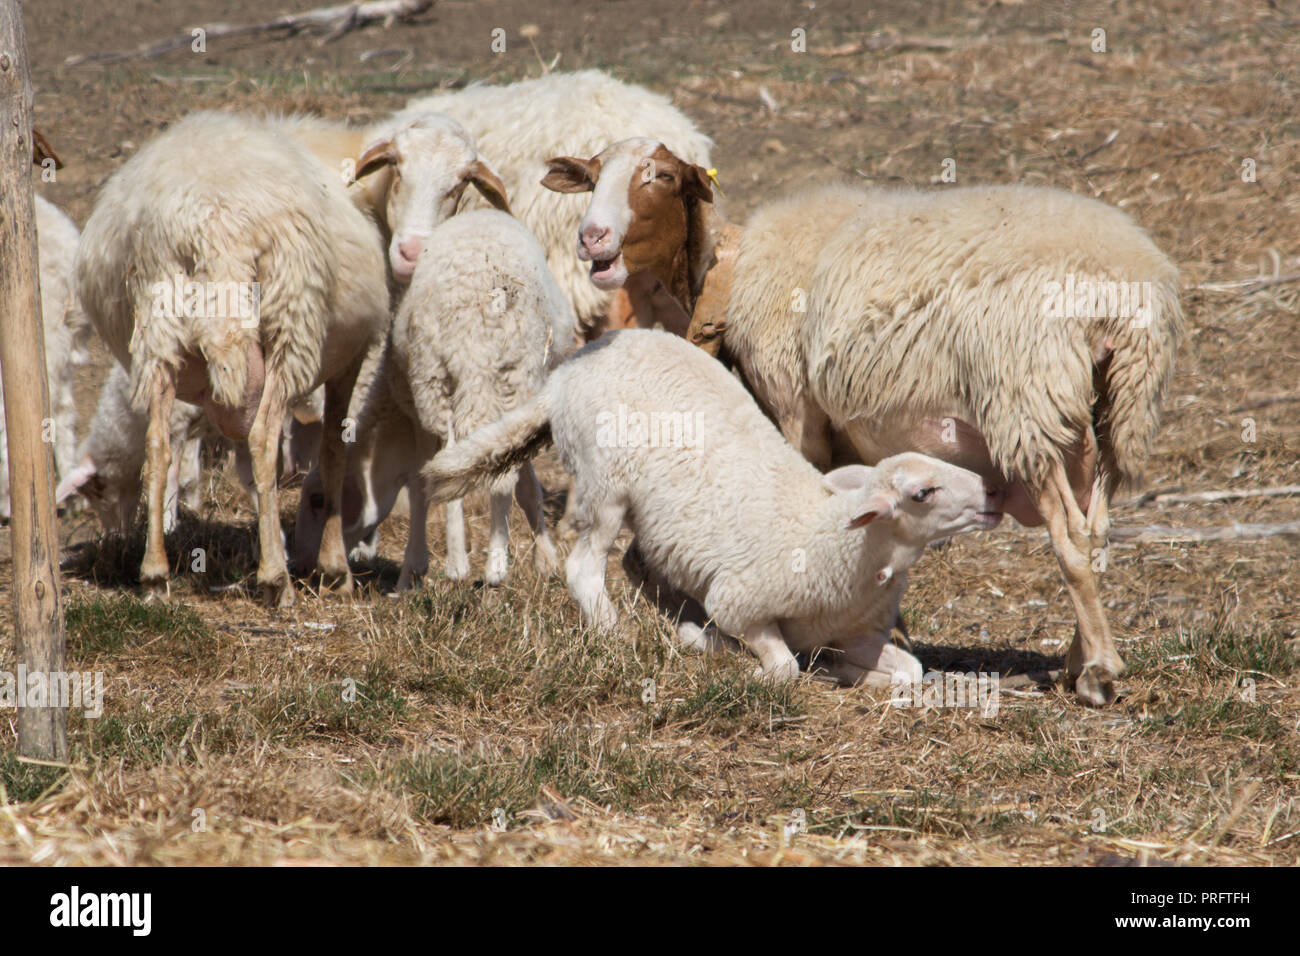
484, 471, 517, 586
621, 542, 726, 654
314, 367, 360, 595
565, 497, 625, 630
1036, 460, 1124, 706
140, 373, 176, 600
822, 633, 923, 689
515, 461, 559, 577
444, 498, 471, 579
396, 471, 429, 592
247, 370, 292, 608
741, 621, 799, 683
779, 396, 834, 471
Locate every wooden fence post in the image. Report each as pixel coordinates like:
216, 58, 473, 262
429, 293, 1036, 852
0, 0, 68, 761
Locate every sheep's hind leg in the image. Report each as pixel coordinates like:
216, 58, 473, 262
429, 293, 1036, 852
516, 461, 559, 577
1036, 461, 1124, 706
622, 542, 725, 654
140, 373, 176, 601
396, 470, 429, 592
822, 633, 923, 689
484, 471, 517, 586
565, 496, 625, 630
247, 368, 292, 607
314, 365, 361, 596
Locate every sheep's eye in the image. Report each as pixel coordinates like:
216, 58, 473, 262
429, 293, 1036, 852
656, 171, 673, 181
911, 487, 937, 503
310, 493, 325, 510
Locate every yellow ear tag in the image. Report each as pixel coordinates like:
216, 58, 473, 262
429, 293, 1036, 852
706, 167, 725, 197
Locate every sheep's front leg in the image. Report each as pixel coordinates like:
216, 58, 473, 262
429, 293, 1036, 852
565, 497, 626, 630
1036, 461, 1124, 706
247, 370, 292, 607
396, 470, 430, 592
315, 364, 362, 595
740, 621, 799, 683
515, 461, 559, 577
140, 373, 176, 600
823, 633, 923, 689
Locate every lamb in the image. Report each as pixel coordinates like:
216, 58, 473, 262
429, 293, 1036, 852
54, 364, 205, 534
56, 366, 323, 536
396, 70, 714, 340
74, 109, 509, 605
426, 329, 1002, 683
0, 193, 92, 521
293, 209, 571, 589
543, 140, 1183, 706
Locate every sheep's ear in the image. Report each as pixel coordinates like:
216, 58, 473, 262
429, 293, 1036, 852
822, 465, 873, 495
32, 129, 63, 169
846, 491, 898, 530
354, 139, 398, 180
682, 163, 714, 203
54, 462, 99, 503
468, 160, 512, 215
541, 156, 598, 193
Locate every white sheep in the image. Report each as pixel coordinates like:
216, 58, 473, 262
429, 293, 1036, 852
294, 209, 571, 589
54, 364, 205, 534
397, 70, 713, 340
426, 329, 1002, 683
74, 110, 509, 605
544, 141, 1183, 706
0, 194, 91, 521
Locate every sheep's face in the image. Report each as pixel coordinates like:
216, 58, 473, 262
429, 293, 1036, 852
291, 465, 369, 574
54, 459, 140, 534
825, 454, 1004, 547
355, 114, 511, 284
542, 138, 713, 291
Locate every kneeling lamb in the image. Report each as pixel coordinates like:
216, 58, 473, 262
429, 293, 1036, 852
425, 330, 1002, 684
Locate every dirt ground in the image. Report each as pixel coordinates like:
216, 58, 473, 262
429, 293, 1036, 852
1, 0, 1297, 866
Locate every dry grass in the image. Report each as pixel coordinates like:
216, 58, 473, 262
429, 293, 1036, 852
2, 0, 1299, 865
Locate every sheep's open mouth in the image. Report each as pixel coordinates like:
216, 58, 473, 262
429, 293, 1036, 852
977, 511, 1004, 528
590, 254, 622, 280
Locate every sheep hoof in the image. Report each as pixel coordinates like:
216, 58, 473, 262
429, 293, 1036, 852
141, 577, 170, 603
533, 540, 561, 578
395, 567, 425, 593
318, 569, 353, 599
484, 550, 509, 586
1070, 665, 1117, 707
260, 576, 295, 609
446, 555, 471, 580
753, 659, 799, 683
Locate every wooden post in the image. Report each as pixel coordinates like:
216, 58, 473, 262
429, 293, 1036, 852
0, 0, 68, 761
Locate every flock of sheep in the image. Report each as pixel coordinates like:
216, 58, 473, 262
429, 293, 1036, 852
17, 69, 1182, 708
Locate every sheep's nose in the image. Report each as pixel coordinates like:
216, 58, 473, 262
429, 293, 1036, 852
398, 238, 423, 262
580, 223, 610, 250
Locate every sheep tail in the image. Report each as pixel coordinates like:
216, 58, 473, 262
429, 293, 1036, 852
423, 391, 554, 503
127, 217, 260, 411
1097, 273, 1184, 488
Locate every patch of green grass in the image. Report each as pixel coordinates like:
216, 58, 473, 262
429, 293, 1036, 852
399, 725, 686, 829
0, 751, 66, 804
254, 663, 408, 741
88, 710, 201, 764
1126, 623, 1298, 680
65, 594, 210, 658
661, 668, 805, 736
400, 587, 661, 716
991, 744, 1083, 777
1140, 697, 1284, 742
